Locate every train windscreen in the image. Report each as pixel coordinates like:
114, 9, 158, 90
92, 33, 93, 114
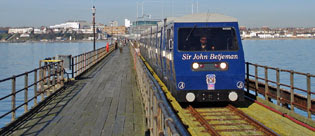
178, 27, 239, 51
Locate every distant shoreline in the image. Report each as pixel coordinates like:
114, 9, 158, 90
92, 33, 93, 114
242, 37, 315, 40
1, 38, 315, 43
0, 40, 111, 44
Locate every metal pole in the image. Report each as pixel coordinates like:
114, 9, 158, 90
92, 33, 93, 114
246, 62, 249, 94
72, 57, 74, 78
264, 67, 269, 100
276, 68, 280, 105
34, 69, 38, 106
306, 73, 311, 118
24, 73, 28, 113
290, 71, 294, 111
254, 65, 258, 97
11, 76, 16, 121
92, 6, 96, 51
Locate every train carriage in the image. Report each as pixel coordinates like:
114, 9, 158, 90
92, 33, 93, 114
140, 13, 245, 102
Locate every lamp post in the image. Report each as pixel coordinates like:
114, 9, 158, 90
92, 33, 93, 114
92, 6, 96, 51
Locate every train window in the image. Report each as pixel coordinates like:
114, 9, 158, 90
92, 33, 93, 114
178, 27, 239, 51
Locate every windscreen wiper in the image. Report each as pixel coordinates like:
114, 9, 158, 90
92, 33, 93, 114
185, 24, 197, 41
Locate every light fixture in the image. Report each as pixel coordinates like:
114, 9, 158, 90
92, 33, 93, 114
192, 62, 199, 70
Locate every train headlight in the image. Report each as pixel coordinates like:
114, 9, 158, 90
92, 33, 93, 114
228, 91, 238, 101
220, 62, 227, 70
192, 62, 199, 70
186, 93, 196, 102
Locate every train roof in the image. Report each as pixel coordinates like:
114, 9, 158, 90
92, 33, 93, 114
166, 13, 238, 23
141, 13, 238, 35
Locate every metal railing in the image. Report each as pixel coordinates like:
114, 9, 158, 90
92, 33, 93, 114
0, 61, 64, 122
0, 45, 115, 128
131, 45, 188, 136
71, 45, 114, 78
246, 62, 315, 118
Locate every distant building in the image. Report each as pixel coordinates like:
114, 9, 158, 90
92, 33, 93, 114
296, 33, 313, 38
50, 21, 80, 29
239, 26, 247, 31
78, 21, 91, 29
125, 19, 131, 28
77, 28, 94, 34
103, 26, 126, 35
8, 27, 33, 34
34, 27, 48, 34
0, 27, 8, 34
110, 21, 119, 27
257, 33, 274, 39
130, 19, 161, 34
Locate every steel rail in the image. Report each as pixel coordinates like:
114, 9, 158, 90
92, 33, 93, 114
187, 105, 279, 136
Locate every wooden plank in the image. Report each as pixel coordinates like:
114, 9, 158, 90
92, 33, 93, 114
7, 47, 147, 136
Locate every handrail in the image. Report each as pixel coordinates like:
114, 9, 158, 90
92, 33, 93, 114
0, 44, 115, 128
130, 43, 188, 136
245, 62, 314, 119
0, 61, 64, 122
70, 46, 114, 78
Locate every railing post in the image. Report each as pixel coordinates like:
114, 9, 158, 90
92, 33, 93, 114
276, 68, 281, 105
254, 65, 258, 97
72, 57, 74, 78
56, 62, 60, 85
246, 62, 249, 94
290, 71, 294, 111
84, 53, 86, 71
40, 67, 45, 101
264, 67, 269, 100
43, 65, 47, 83
306, 73, 311, 118
76, 56, 78, 78
34, 69, 38, 106
24, 73, 28, 113
47, 65, 51, 96
11, 76, 16, 121
61, 61, 64, 86
86, 53, 89, 68
78, 55, 80, 76
52, 63, 56, 93
94, 51, 96, 64
81, 55, 83, 74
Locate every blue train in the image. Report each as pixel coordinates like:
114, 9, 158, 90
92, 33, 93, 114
139, 13, 245, 102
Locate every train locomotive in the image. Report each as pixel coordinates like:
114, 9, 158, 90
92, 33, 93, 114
139, 13, 245, 102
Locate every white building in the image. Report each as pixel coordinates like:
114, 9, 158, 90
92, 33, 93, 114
257, 33, 274, 38
125, 19, 131, 28
34, 27, 47, 34
8, 27, 33, 34
285, 34, 294, 38
297, 33, 312, 38
76, 28, 93, 34
50, 22, 80, 29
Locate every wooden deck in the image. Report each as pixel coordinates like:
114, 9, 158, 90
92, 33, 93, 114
10, 46, 146, 136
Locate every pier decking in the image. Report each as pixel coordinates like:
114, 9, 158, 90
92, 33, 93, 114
9, 47, 145, 136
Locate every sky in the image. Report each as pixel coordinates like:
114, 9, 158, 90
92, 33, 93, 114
0, 0, 314, 28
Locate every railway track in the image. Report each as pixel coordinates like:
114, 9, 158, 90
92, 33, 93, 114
186, 104, 278, 136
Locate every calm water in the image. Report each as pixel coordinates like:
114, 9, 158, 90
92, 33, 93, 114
0, 41, 108, 127
243, 39, 315, 97
0, 40, 314, 127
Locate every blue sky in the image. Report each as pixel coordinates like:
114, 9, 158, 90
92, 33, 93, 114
0, 0, 314, 28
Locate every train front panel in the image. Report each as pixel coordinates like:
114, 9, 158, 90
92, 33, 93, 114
173, 22, 245, 102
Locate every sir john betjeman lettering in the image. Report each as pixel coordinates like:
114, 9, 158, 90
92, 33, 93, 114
182, 53, 238, 61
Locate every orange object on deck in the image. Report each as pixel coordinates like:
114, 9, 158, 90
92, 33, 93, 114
106, 42, 109, 52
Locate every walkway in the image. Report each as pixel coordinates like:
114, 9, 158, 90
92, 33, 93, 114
10, 46, 146, 136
